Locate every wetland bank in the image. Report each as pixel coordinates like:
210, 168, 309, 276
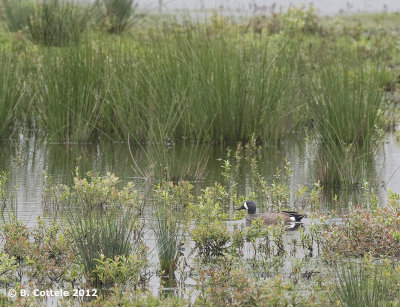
1, 0, 400, 305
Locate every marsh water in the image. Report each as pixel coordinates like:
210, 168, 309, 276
2, 133, 400, 220
139, 0, 400, 15
1, 132, 400, 296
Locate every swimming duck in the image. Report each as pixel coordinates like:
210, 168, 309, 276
236, 200, 304, 228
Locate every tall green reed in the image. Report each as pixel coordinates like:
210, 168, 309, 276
28, 0, 89, 46
59, 172, 145, 285
36, 42, 111, 143
1, 0, 33, 32
68, 206, 141, 275
0, 51, 27, 138
131, 142, 210, 183
152, 181, 192, 278
109, 24, 303, 144
305, 55, 385, 186
333, 262, 390, 307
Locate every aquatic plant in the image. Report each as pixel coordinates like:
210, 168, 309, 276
196, 260, 293, 306
96, 0, 135, 34
36, 43, 110, 142
1, 0, 33, 32
152, 181, 192, 277
2, 216, 78, 287
132, 142, 210, 183
93, 253, 147, 289
191, 221, 231, 257
109, 23, 303, 144
333, 262, 390, 307
305, 55, 386, 186
265, 5, 323, 35
28, 0, 89, 46
43, 171, 146, 286
67, 205, 145, 287
0, 253, 18, 287
0, 51, 27, 138
0, 172, 8, 206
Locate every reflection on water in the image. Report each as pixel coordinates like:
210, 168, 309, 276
1, 133, 400, 298
0, 133, 399, 224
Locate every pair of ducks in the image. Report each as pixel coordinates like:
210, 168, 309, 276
236, 200, 305, 229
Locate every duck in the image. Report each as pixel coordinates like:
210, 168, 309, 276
236, 200, 305, 229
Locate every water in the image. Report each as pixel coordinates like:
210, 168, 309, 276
1, 133, 400, 300
2, 133, 400, 223
137, 0, 400, 15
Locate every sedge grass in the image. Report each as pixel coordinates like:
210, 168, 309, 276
28, 0, 89, 46
67, 205, 143, 279
0, 51, 27, 138
109, 24, 304, 144
305, 54, 386, 186
1, 0, 33, 32
153, 194, 184, 277
36, 42, 111, 143
333, 262, 391, 307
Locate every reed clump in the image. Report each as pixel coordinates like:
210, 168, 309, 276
152, 181, 192, 277
333, 262, 391, 307
43, 171, 147, 287
28, 0, 89, 46
1, 0, 33, 32
305, 55, 386, 186
0, 51, 27, 138
35, 42, 111, 143
108, 24, 303, 145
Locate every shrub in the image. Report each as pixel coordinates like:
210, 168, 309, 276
92, 253, 147, 288
323, 206, 400, 258
191, 221, 231, 257
196, 261, 291, 306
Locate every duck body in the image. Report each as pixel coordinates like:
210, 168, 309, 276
236, 201, 304, 228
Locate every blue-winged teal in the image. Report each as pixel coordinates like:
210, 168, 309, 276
236, 200, 304, 228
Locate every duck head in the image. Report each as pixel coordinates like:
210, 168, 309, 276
235, 200, 257, 214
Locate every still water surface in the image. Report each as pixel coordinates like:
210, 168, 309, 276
0, 133, 400, 297
1, 133, 400, 224
137, 0, 400, 15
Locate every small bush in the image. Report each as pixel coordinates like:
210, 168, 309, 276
92, 253, 147, 288
191, 221, 231, 257
323, 206, 400, 258
196, 261, 291, 306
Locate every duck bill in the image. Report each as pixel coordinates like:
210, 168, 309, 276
235, 205, 245, 211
